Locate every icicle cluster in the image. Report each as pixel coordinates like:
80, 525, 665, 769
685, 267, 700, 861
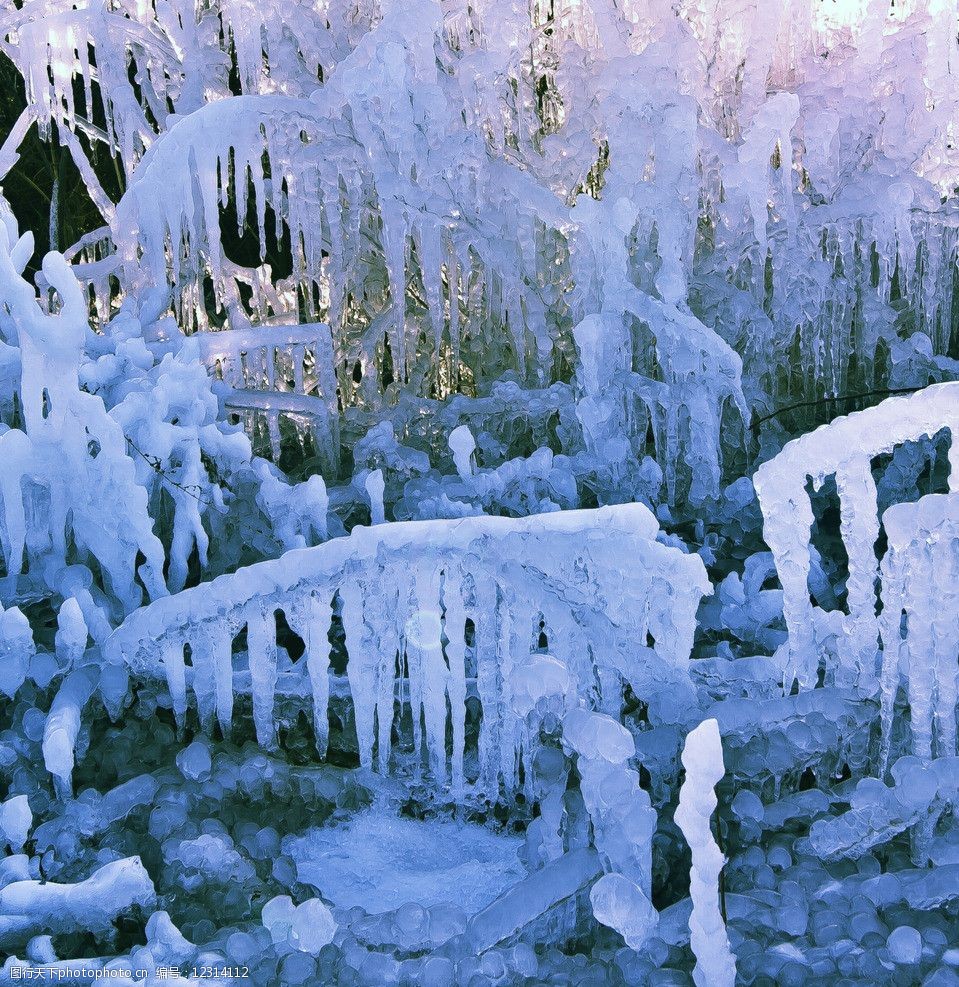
879, 492, 959, 770
754, 382, 959, 689
105, 503, 709, 794
7, 0, 955, 501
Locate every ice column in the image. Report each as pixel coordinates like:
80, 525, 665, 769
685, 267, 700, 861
674, 719, 736, 987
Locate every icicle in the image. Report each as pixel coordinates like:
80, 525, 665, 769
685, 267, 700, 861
267, 410, 281, 461
446, 239, 461, 368
418, 222, 445, 352
55, 597, 88, 670
246, 607, 279, 749
497, 582, 521, 790
474, 577, 500, 794
211, 619, 234, 736
443, 565, 468, 800
933, 605, 959, 760
365, 469, 386, 525
908, 598, 936, 763
189, 633, 217, 733
365, 563, 401, 773
295, 593, 333, 758
162, 638, 188, 728
42, 667, 98, 797
836, 457, 882, 689
341, 580, 375, 769
410, 565, 449, 786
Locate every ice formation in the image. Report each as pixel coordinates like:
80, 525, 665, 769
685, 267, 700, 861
0, 0, 959, 982
674, 719, 736, 987
879, 493, 959, 768
754, 382, 959, 690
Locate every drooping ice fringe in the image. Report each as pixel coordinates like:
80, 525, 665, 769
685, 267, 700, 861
674, 718, 736, 987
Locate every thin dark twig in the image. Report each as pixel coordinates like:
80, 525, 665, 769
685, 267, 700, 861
752, 386, 926, 430
125, 435, 228, 515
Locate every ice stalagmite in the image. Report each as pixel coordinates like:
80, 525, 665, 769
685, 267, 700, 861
675, 719, 736, 987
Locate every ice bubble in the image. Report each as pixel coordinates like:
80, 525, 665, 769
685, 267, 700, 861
510, 654, 573, 718
563, 708, 635, 764
262, 894, 296, 944
405, 610, 443, 650
590, 873, 658, 950
176, 740, 212, 781
732, 789, 764, 822
448, 425, 476, 479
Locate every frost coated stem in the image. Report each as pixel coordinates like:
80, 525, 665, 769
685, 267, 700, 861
674, 718, 736, 987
